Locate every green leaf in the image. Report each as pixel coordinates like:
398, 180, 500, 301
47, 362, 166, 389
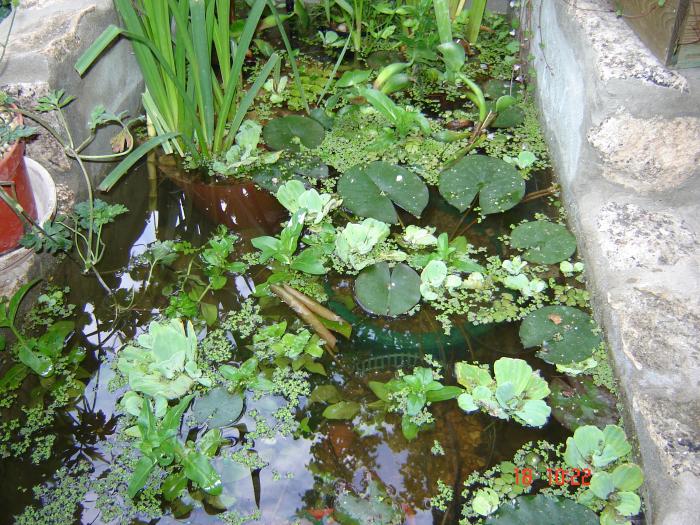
5, 279, 40, 328
492, 105, 525, 128
425, 386, 463, 402
199, 302, 218, 326
354, 262, 421, 317
98, 133, 180, 192
127, 456, 156, 498
484, 495, 599, 525
18, 343, 54, 377
162, 471, 188, 501
368, 381, 391, 402
615, 492, 641, 517
457, 392, 479, 412
75, 24, 123, 75
494, 357, 532, 396
439, 155, 525, 214
401, 417, 420, 440
549, 376, 618, 431
333, 479, 404, 525
590, 472, 615, 500
510, 221, 577, 264
263, 115, 325, 151
519, 306, 602, 364
472, 488, 500, 516
336, 69, 371, 88
193, 387, 244, 428
338, 161, 429, 223
291, 247, 327, 275
182, 450, 222, 495
37, 320, 74, 357
309, 384, 342, 405
612, 464, 644, 492
322, 401, 360, 420
514, 399, 551, 427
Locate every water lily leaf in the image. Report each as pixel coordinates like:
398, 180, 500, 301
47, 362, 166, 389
338, 161, 429, 223
354, 262, 421, 317
484, 495, 598, 525
309, 384, 342, 405
334, 479, 404, 525
549, 376, 618, 431
510, 220, 577, 264
193, 387, 244, 428
263, 115, 325, 151
322, 401, 360, 420
520, 306, 602, 364
439, 155, 525, 214
492, 105, 525, 128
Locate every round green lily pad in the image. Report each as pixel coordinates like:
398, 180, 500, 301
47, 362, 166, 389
439, 155, 525, 214
338, 161, 429, 223
484, 495, 598, 525
549, 376, 618, 431
519, 306, 602, 365
193, 387, 244, 428
354, 262, 421, 317
492, 105, 525, 128
510, 220, 577, 264
263, 115, 325, 151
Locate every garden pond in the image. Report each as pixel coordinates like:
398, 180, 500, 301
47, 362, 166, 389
0, 3, 645, 525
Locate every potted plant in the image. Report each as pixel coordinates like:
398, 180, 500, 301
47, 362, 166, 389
0, 95, 37, 254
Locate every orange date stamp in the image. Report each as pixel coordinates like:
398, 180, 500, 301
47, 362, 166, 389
514, 467, 592, 487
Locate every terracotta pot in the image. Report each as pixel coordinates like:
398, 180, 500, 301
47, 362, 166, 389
0, 129, 37, 254
168, 174, 287, 238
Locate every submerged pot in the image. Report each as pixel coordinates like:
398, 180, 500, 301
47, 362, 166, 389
0, 137, 37, 254
165, 169, 287, 238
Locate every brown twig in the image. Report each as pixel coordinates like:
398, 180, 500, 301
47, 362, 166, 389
282, 284, 345, 324
520, 185, 558, 203
270, 284, 337, 353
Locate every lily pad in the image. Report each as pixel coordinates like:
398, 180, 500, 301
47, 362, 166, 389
491, 105, 526, 128
338, 161, 429, 223
263, 115, 325, 151
193, 387, 244, 428
485, 495, 598, 525
510, 220, 577, 264
549, 376, 618, 431
519, 306, 602, 365
334, 479, 404, 525
439, 155, 525, 214
354, 262, 421, 317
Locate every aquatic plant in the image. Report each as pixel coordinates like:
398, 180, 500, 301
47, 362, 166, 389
456, 357, 551, 427
117, 319, 211, 417
358, 87, 431, 139
354, 262, 421, 317
334, 218, 390, 270
211, 120, 282, 175
78, 0, 279, 164
564, 425, 632, 471
276, 179, 341, 225
369, 366, 462, 440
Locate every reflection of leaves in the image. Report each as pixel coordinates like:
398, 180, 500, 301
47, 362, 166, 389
549, 376, 618, 431
323, 401, 360, 420
484, 495, 598, 525
519, 306, 601, 365
334, 478, 404, 525
193, 387, 244, 428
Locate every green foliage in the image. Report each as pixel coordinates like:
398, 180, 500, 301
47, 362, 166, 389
519, 306, 602, 365
410, 232, 484, 274
276, 179, 341, 224
117, 319, 211, 415
354, 262, 421, 317
369, 366, 461, 440
510, 220, 577, 264
439, 155, 525, 214
322, 400, 361, 420
419, 259, 463, 300
337, 161, 429, 223
219, 357, 275, 393
333, 478, 404, 525
564, 425, 632, 471
549, 376, 618, 431
359, 87, 431, 138
263, 115, 326, 151
128, 395, 222, 498
79, 0, 278, 162
484, 495, 599, 525
252, 321, 327, 376
192, 387, 244, 428
211, 119, 282, 175
334, 218, 390, 270
455, 357, 551, 427
251, 211, 327, 275
581, 464, 643, 523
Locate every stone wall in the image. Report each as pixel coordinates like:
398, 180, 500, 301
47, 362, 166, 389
0, 0, 144, 295
527, 1, 700, 523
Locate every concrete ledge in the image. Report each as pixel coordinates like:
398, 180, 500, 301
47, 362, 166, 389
528, 0, 700, 523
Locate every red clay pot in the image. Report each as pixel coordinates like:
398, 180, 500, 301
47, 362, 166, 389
0, 137, 37, 255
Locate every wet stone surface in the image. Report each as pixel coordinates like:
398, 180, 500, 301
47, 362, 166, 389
595, 202, 697, 271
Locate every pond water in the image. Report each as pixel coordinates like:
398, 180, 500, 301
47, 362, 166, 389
1, 158, 575, 524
